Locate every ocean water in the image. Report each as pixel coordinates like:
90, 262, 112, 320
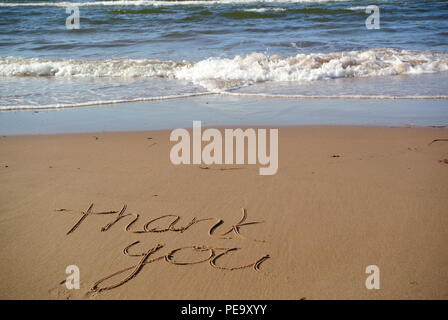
0, 0, 447, 110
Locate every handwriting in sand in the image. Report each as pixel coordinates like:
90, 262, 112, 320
57, 204, 270, 293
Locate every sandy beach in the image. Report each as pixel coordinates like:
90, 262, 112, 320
1, 125, 447, 300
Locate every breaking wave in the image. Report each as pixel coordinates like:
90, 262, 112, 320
2, 49, 448, 92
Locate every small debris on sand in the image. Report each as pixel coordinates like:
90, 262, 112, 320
429, 138, 448, 146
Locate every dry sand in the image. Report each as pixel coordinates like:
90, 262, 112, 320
0, 126, 447, 299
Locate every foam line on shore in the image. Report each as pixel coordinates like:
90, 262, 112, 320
3, 91, 448, 111
0, 92, 217, 111
221, 92, 448, 100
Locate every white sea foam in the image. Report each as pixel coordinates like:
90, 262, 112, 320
175, 49, 448, 90
3, 92, 447, 111
347, 6, 367, 10
2, 49, 448, 92
243, 8, 287, 12
0, 0, 351, 7
0, 57, 185, 78
221, 92, 448, 100
0, 92, 215, 111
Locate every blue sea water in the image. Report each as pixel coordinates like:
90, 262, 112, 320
0, 0, 447, 109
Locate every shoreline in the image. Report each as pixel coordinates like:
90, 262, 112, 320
2, 93, 448, 112
1, 95, 447, 136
